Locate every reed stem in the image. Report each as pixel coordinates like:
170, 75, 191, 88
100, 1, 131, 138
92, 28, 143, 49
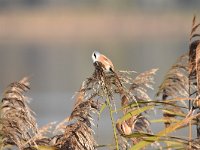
106, 97, 119, 150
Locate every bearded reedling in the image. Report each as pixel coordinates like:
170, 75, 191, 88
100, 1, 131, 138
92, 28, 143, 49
92, 51, 122, 86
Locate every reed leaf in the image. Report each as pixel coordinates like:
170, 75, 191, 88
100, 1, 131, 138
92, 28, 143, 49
131, 113, 200, 150
117, 105, 154, 124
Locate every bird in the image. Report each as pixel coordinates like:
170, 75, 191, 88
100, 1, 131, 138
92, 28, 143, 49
92, 51, 114, 72
92, 51, 122, 86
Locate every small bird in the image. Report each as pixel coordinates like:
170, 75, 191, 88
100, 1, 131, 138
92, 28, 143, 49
92, 51, 122, 86
92, 51, 114, 72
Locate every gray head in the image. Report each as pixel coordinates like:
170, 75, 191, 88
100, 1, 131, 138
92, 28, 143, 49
92, 51, 101, 63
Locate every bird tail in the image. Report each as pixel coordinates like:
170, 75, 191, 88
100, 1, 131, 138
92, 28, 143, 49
110, 69, 123, 87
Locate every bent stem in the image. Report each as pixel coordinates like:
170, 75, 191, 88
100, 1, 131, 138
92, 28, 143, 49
105, 92, 119, 150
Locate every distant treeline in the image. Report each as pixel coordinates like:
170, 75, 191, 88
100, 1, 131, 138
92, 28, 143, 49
0, 0, 199, 10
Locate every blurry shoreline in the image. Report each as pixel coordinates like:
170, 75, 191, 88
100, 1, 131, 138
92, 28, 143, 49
0, 9, 194, 45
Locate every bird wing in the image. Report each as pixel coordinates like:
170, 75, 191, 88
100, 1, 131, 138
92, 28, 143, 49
101, 54, 114, 70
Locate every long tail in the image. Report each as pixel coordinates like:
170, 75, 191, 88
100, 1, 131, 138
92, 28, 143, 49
110, 69, 123, 87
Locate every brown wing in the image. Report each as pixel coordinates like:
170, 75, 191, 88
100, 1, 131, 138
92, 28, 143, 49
99, 54, 122, 86
101, 54, 114, 70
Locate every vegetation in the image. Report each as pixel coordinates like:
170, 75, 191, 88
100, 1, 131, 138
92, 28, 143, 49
0, 16, 200, 150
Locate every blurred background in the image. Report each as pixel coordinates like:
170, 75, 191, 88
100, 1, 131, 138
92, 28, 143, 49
0, 0, 200, 147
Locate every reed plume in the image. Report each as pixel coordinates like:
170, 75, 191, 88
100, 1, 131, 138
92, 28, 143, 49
0, 77, 38, 150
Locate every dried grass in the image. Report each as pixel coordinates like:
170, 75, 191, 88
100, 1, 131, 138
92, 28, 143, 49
0, 77, 38, 150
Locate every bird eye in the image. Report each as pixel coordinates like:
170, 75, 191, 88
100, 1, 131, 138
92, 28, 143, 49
94, 53, 96, 58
